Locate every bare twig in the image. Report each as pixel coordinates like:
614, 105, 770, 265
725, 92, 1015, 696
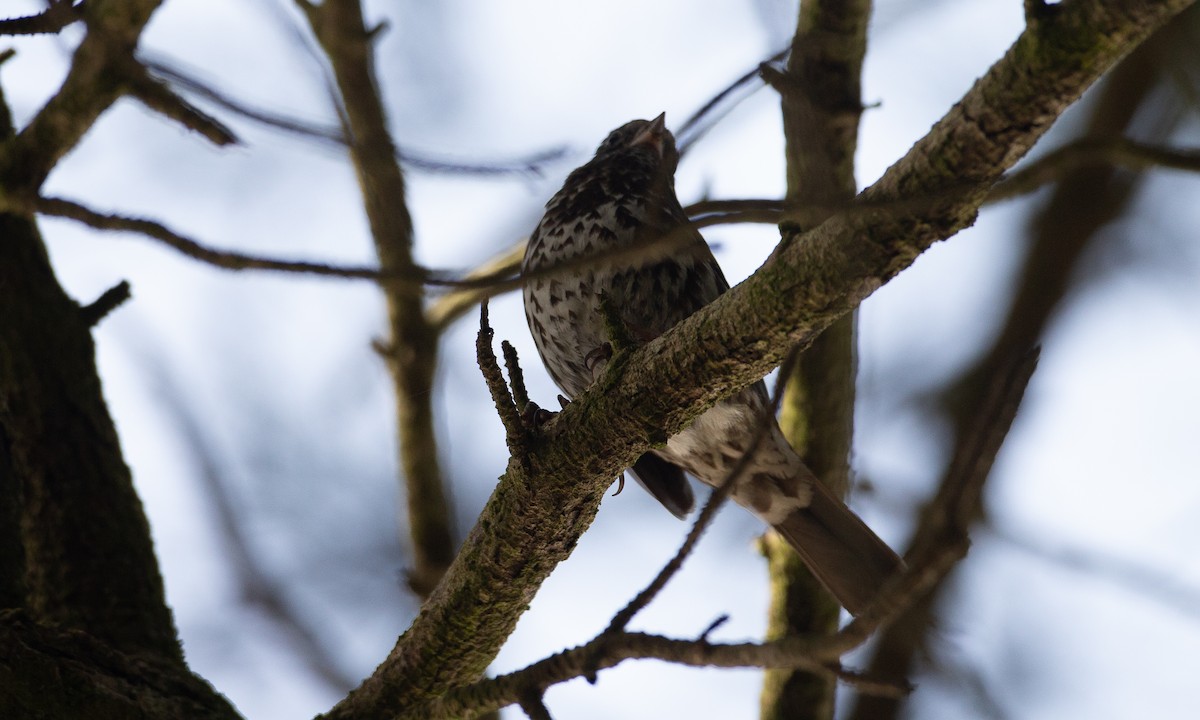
990, 136, 1200, 200
676, 46, 791, 154
406, 521, 979, 720
0, 1, 83, 36
35, 195, 385, 278
2, 1, 162, 192
120, 57, 238, 146
79, 279, 131, 326
141, 56, 567, 176
602, 347, 806, 639
426, 242, 525, 329
408, 630, 897, 720
26, 132, 1200, 312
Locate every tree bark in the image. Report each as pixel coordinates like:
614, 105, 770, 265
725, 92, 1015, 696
764, 0, 871, 717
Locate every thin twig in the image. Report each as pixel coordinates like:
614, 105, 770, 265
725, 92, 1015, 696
79, 279, 130, 326
36, 136, 1200, 306
35, 195, 384, 279
120, 57, 238, 146
141, 55, 567, 177
0, 1, 83, 36
602, 346, 806, 637
676, 46, 791, 154
426, 347, 1043, 720
990, 136, 1200, 200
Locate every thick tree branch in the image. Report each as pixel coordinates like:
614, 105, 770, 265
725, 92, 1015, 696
317, 2, 1191, 718
0, 0, 185, 663
766, 0, 871, 716
401, 347, 1046, 720
0, 610, 240, 720
303, 0, 455, 598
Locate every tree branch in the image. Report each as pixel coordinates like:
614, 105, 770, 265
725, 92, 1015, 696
602, 348, 804, 642
140, 55, 568, 176
303, 0, 455, 598
120, 57, 239, 146
0, 2, 84, 37
317, 2, 1191, 717
78, 279, 131, 326
0, 1, 163, 192
401, 353, 1049, 720
28, 130, 1200, 313
766, 0, 871, 716
0, 609, 240, 720
848, 17, 1193, 716
0, 0, 186, 664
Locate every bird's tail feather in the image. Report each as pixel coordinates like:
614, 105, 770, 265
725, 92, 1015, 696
771, 480, 903, 616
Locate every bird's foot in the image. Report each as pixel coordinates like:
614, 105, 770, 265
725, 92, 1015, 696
521, 400, 558, 428
584, 342, 613, 375
521, 395, 572, 428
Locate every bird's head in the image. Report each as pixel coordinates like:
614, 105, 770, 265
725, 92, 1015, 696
593, 113, 679, 175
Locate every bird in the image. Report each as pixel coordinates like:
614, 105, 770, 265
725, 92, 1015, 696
521, 113, 902, 615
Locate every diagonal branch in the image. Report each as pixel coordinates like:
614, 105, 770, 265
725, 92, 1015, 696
316, 2, 1192, 718
403, 341, 1040, 720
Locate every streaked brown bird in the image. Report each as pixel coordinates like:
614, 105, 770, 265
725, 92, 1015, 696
522, 113, 901, 615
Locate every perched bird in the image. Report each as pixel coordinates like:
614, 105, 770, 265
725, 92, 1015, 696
522, 114, 901, 615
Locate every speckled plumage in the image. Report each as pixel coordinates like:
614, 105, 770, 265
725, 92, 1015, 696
522, 115, 901, 614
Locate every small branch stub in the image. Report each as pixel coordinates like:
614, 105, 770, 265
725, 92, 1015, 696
477, 302, 528, 456
79, 280, 131, 326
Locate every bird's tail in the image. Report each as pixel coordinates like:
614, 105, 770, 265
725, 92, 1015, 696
771, 480, 903, 616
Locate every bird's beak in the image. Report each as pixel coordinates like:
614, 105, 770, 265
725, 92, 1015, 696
629, 112, 667, 156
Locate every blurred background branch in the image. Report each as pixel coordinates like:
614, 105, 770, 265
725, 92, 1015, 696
847, 9, 1198, 719
763, 1, 871, 719
302, 0, 455, 599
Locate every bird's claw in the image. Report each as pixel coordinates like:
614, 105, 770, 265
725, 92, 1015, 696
584, 342, 613, 373
521, 400, 558, 428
